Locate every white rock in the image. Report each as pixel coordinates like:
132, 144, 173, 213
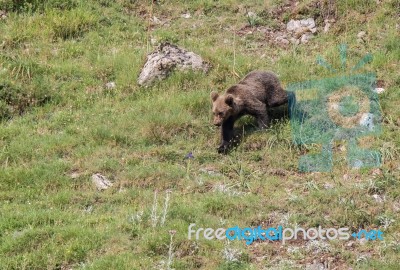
393, 201, 400, 212
70, 172, 80, 179
138, 43, 210, 86
287, 18, 316, 32
150, 37, 158, 45
306, 262, 326, 270
247, 11, 257, 18
287, 18, 316, 45
0, 10, 7, 20
357, 31, 366, 38
300, 18, 316, 29
289, 37, 300, 45
301, 33, 313, 44
358, 238, 368, 245
330, 103, 339, 110
346, 240, 355, 247
359, 113, 374, 130
374, 87, 385, 94
152, 16, 161, 24
324, 183, 334, 189
181, 12, 191, 19
324, 23, 331, 33
275, 35, 290, 45
280, 38, 290, 45
105, 81, 116, 90
372, 194, 384, 203
287, 19, 301, 32
92, 173, 113, 191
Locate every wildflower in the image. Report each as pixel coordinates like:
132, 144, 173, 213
184, 152, 194, 159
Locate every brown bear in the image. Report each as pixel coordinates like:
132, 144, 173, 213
210, 70, 291, 154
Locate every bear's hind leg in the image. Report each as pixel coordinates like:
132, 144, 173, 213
248, 100, 269, 129
268, 89, 289, 108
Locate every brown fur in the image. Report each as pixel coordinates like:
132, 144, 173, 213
210, 70, 289, 153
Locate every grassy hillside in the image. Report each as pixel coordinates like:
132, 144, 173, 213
0, 0, 399, 269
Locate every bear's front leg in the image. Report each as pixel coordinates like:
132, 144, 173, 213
256, 113, 270, 129
218, 117, 234, 154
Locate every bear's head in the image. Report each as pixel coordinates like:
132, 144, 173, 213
210, 91, 235, 126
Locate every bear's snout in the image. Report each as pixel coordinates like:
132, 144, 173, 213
213, 119, 222, 126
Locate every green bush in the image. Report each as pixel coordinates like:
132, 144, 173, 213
2, 0, 79, 13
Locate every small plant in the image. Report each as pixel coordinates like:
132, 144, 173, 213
150, 189, 172, 227
151, 190, 159, 227
246, 11, 262, 27
160, 190, 172, 226
166, 230, 176, 270
304, 180, 320, 191
378, 215, 395, 229
184, 151, 194, 180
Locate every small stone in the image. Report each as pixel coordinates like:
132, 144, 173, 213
150, 37, 158, 45
275, 35, 290, 45
70, 172, 80, 179
357, 31, 366, 38
324, 22, 331, 33
358, 238, 368, 246
13, 230, 25, 239
289, 37, 300, 45
199, 168, 221, 176
371, 168, 382, 176
330, 103, 339, 110
0, 10, 7, 20
152, 16, 161, 24
247, 11, 257, 18
324, 183, 334, 189
92, 173, 113, 191
301, 33, 313, 44
306, 261, 326, 270
359, 113, 375, 130
287, 19, 301, 32
294, 26, 310, 38
301, 18, 316, 29
346, 241, 355, 247
280, 38, 290, 45
374, 87, 385, 94
181, 12, 191, 19
105, 81, 116, 90
372, 194, 384, 203
393, 201, 400, 212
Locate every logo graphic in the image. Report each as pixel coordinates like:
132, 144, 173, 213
187, 224, 384, 245
288, 44, 381, 172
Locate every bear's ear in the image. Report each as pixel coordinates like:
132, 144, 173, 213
210, 91, 219, 102
225, 94, 234, 106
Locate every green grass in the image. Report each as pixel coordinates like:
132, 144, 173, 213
0, 0, 399, 269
